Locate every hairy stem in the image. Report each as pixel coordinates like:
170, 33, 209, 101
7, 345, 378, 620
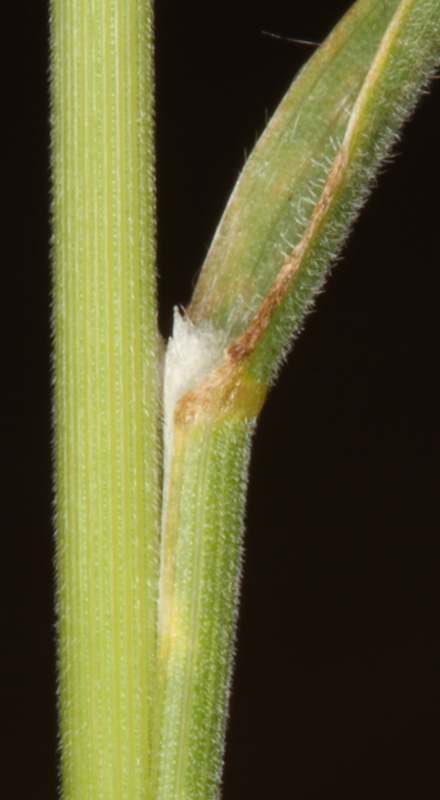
50, 1, 159, 796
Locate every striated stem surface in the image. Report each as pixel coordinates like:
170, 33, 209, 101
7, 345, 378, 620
51, 1, 159, 797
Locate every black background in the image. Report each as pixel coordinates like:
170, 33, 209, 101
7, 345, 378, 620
1, 1, 439, 798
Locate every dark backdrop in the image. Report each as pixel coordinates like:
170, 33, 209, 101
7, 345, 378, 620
1, 1, 439, 797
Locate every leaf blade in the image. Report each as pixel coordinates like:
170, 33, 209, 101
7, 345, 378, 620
188, 0, 440, 384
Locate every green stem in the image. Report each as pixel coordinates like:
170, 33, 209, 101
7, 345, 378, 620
50, 1, 159, 797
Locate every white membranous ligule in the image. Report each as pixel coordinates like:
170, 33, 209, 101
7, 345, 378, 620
161, 309, 226, 508
164, 310, 226, 420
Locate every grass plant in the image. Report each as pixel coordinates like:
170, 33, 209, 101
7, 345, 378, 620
50, 1, 440, 797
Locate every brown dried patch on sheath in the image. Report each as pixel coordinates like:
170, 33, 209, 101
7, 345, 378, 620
226, 145, 347, 364
174, 360, 266, 429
